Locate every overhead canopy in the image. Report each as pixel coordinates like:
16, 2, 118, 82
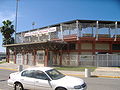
3, 41, 67, 52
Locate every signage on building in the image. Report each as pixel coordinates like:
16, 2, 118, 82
24, 27, 56, 37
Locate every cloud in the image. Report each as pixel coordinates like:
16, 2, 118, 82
0, 11, 15, 26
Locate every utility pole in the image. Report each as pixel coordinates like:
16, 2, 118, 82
15, 0, 19, 43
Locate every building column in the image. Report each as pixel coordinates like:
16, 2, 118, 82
109, 42, 112, 54
96, 21, 99, 40
33, 50, 36, 65
114, 22, 117, 41
14, 50, 16, 64
59, 50, 62, 66
67, 44, 70, 65
60, 24, 63, 41
92, 41, 95, 54
27, 51, 29, 65
76, 20, 79, 40
78, 42, 81, 65
22, 50, 24, 64
44, 49, 48, 67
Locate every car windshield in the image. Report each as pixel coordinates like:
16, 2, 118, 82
46, 69, 65, 80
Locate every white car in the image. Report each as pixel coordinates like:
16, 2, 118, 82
8, 67, 87, 90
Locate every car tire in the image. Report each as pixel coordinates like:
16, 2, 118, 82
14, 83, 24, 90
56, 87, 67, 90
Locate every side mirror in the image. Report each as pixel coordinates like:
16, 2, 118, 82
45, 77, 51, 81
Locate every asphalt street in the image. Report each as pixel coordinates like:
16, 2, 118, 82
0, 69, 120, 90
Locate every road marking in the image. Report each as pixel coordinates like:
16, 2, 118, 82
0, 67, 17, 71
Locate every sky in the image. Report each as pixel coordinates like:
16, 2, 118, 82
0, 0, 120, 52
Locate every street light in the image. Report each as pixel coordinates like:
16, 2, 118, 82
15, 0, 19, 43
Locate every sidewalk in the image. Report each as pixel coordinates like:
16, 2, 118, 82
0, 63, 120, 78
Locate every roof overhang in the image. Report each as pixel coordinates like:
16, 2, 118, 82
3, 41, 67, 51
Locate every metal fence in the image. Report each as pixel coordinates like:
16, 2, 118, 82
79, 54, 120, 67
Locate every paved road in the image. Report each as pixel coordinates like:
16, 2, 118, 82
0, 69, 120, 90
0, 69, 14, 90
84, 78, 120, 90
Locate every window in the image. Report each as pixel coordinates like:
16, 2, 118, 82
69, 43, 76, 50
37, 51, 44, 63
33, 70, 49, 80
46, 69, 65, 80
21, 70, 49, 80
112, 44, 120, 50
37, 53, 44, 60
21, 70, 35, 78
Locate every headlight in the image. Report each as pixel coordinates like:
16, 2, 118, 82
74, 85, 82, 89
74, 83, 86, 89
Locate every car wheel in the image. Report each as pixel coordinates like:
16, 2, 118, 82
56, 87, 67, 90
14, 83, 24, 90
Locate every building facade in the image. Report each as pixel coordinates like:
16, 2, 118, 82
4, 20, 120, 67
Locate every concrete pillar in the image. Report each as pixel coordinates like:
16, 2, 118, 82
44, 49, 48, 67
18, 65, 23, 72
85, 68, 91, 77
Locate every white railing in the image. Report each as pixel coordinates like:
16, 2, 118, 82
79, 54, 120, 67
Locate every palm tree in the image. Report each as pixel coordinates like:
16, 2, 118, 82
0, 20, 15, 45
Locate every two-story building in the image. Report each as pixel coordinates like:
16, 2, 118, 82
4, 20, 120, 67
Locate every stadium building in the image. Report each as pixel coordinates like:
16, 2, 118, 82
4, 20, 120, 67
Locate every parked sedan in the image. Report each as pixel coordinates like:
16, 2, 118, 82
8, 67, 87, 90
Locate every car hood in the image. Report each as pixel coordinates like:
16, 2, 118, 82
52, 76, 84, 87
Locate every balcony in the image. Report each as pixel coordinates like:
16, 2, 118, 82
15, 20, 120, 44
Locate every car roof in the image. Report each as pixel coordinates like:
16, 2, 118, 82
24, 67, 53, 72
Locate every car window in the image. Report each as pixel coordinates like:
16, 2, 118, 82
21, 70, 35, 78
46, 69, 65, 80
33, 70, 49, 80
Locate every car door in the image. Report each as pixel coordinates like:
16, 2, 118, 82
20, 70, 35, 90
33, 70, 52, 90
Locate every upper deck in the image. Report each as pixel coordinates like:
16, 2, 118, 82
16, 19, 120, 44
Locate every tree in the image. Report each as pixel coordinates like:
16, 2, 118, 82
0, 20, 15, 45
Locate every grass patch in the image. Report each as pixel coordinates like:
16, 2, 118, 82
54, 66, 96, 72
0, 61, 6, 64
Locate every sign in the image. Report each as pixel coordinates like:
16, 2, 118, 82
24, 27, 56, 37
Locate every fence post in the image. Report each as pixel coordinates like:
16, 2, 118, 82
96, 55, 98, 67
107, 53, 109, 67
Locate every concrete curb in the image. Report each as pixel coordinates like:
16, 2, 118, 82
65, 74, 120, 78
0, 67, 120, 78
91, 75, 120, 78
